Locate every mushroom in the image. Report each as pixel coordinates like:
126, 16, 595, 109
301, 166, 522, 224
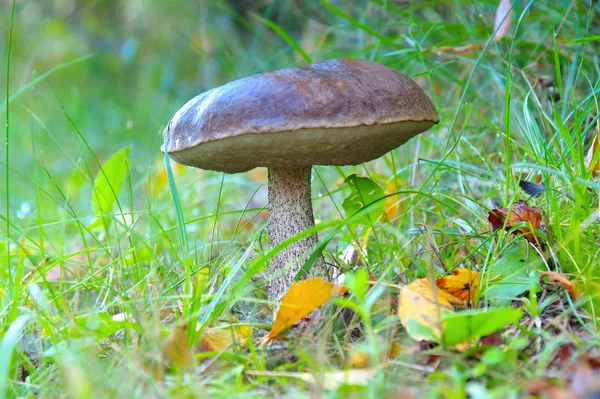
162, 58, 439, 300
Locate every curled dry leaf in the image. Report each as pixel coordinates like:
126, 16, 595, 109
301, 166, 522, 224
261, 277, 348, 345
493, 0, 513, 41
432, 43, 483, 55
197, 325, 252, 352
584, 134, 599, 175
540, 271, 581, 300
488, 200, 543, 244
436, 269, 480, 306
398, 278, 455, 342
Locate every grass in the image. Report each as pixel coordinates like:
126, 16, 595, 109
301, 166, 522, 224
1, 0, 600, 397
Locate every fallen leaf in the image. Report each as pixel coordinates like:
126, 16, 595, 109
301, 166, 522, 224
346, 349, 370, 368
432, 43, 483, 54
436, 269, 480, 306
488, 200, 543, 244
197, 325, 252, 352
384, 392, 416, 399
441, 308, 523, 347
525, 380, 574, 399
540, 271, 581, 300
262, 278, 348, 344
479, 331, 502, 347
493, 0, 513, 41
398, 278, 455, 342
245, 367, 383, 390
163, 323, 193, 368
571, 356, 599, 396
585, 134, 599, 174
346, 342, 402, 368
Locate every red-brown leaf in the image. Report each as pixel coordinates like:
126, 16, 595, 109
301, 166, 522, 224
488, 200, 542, 244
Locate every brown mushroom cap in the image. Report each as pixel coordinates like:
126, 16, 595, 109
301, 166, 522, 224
162, 58, 439, 173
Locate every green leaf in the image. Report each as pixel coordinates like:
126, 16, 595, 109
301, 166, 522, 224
90, 147, 130, 227
484, 242, 545, 306
344, 268, 369, 302
342, 175, 385, 225
442, 308, 523, 346
405, 318, 438, 343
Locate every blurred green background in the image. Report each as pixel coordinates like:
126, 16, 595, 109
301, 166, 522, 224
2, 1, 600, 396
2, 0, 598, 278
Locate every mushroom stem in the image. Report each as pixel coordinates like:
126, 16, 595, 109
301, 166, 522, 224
267, 165, 328, 301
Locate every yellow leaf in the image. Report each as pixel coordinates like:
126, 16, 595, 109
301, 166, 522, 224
436, 269, 480, 305
398, 278, 455, 341
197, 325, 252, 352
384, 178, 404, 221
163, 323, 193, 368
264, 278, 348, 343
346, 349, 370, 368
147, 158, 186, 196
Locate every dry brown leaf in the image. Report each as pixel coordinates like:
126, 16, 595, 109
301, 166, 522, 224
163, 323, 193, 368
493, 0, 513, 41
436, 269, 480, 306
585, 134, 600, 174
540, 271, 581, 300
488, 200, 543, 244
433, 43, 483, 54
262, 277, 348, 344
197, 325, 252, 352
398, 278, 455, 341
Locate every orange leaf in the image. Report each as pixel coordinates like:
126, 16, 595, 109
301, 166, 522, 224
584, 134, 599, 175
398, 278, 455, 341
540, 271, 581, 300
488, 200, 543, 244
263, 278, 348, 343
436, 269, 480, 305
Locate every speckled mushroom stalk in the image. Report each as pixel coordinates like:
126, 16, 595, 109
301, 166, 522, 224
267, 166, 327, 301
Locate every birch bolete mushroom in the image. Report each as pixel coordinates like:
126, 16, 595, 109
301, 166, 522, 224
162, 58, 439, 300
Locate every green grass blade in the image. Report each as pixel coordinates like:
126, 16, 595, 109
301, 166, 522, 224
253, 15, 312, 64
